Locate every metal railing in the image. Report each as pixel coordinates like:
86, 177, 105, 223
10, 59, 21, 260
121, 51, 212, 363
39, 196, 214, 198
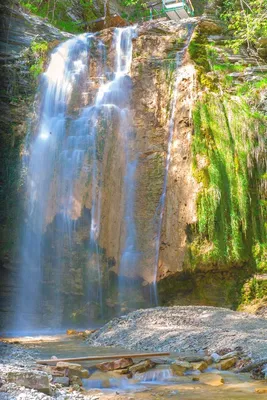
123, 0, 195, 23
162, 0, 194, 16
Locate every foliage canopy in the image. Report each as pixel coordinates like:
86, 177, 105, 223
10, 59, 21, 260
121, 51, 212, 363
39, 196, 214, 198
221, 0, 267, 53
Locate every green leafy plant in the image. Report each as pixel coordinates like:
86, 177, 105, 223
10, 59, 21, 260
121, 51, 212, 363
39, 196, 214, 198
253, 242, 267, 272
221, 0, 267, 53
29, 40, 49, 79
19, 0, 86, 33
27, 41, 48, 78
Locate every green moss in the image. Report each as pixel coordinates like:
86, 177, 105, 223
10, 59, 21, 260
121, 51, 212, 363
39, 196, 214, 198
253, 242, 267, 273
190, 94, 266, 268
29, 40, 49, 79
158, 265, 250, 309
188, 30, 210, 72
241, 277, 267, 305
212, 63, 244, 73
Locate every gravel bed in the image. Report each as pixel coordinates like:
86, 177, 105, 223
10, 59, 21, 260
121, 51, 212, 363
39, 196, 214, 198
88, 306, 267, 361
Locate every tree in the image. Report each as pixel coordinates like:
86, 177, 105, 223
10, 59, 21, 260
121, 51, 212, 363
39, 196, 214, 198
221, 0, 267, 53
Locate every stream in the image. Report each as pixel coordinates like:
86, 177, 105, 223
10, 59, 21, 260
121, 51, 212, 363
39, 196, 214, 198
1, 334, 266, 399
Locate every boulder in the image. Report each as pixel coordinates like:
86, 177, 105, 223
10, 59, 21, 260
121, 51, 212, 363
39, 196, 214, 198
53, 376, 70, 386
56, 362, 89, 378
66, 329, 78, 335
112, 368, 130, 375
129, 359, 156, 375
69, 375, 83, 386
171, 361, 191, 376
201, 373, 225, 387
96, 357, 133, 372
255, 388, 267, 394
218, 357, 238, 370
192, 361, 208, 372
80, 369, 90, 378
198, 19, 223, 35
50, 366, 66, 377
6, 371, 51, 394
88, 14, 128, 32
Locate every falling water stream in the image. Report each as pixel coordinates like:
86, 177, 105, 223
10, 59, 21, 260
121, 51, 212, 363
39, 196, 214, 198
15, 33, 93, 332
15, 27, 137, 333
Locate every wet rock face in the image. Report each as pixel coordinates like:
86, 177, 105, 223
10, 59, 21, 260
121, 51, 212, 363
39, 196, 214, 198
131, 21, 198, 281
96, 21, 198, 283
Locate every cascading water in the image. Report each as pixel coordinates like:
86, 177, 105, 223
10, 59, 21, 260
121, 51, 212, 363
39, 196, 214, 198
15, 34, 93, 332
113, 28, 142, 310
14, 26, 138, 332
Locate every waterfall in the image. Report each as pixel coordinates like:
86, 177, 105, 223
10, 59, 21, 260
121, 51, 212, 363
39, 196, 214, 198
15, 34, 93, 333
14, 26, 137, 333
114, 28, 141, 311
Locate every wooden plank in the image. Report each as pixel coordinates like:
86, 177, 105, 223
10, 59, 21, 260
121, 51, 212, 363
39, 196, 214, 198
36, 352, 170, 365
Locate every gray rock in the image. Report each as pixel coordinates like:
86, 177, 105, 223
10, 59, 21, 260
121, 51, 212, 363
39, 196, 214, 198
56, 362, 89, 378
211, 353, 221, 363
129, 359, 156, 374
6, 371, 51, 395
220, 351, 238, 360
53, 376, 70, 386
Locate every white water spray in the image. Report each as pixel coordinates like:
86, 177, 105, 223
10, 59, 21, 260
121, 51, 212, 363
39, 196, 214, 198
15, 26, 138, 332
